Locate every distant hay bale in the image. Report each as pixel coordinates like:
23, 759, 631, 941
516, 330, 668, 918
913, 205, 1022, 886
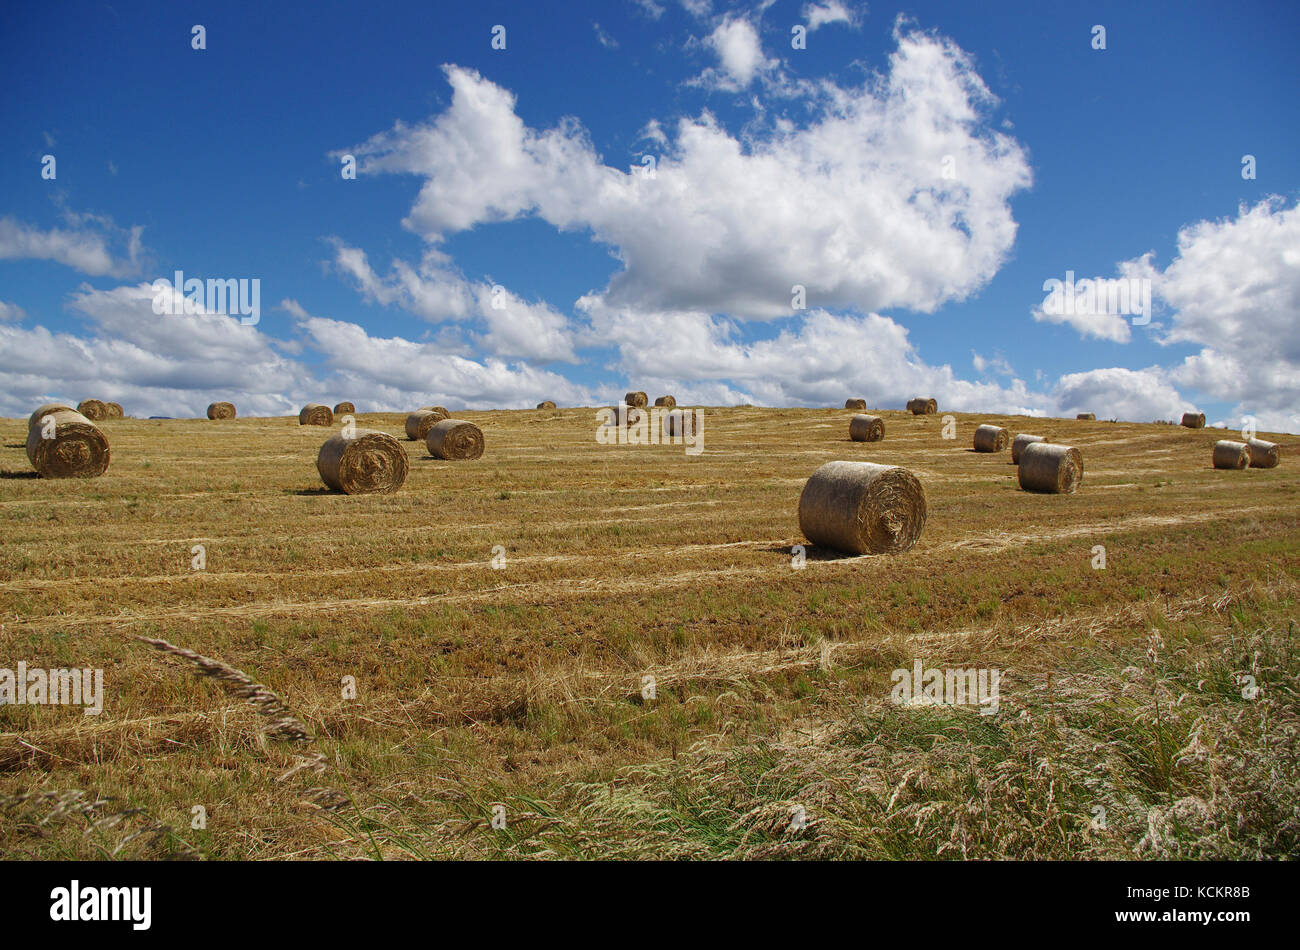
536, 400, 557, 409
663, 408, 695, 437
624, 391, 649, 408
316, 429, 409, 495
797, 461, 927, 555
1181, 412, 1206, 429
845, 398, 867, 410
1212, 440, 1249, 469
1018, 442, 1083, 494
654, 395, 676, 407
973, 424, 1009, 452
1011, 433, 1046, 464
419, 405, 450, 417
206, 401, 237, 420
907, 398, 937, 414
849, 414, 884, 442
28, 402, 75, 430
1076, 412, 1095, 421
426, 419, 485, 460
1247, 438, 1280, 469
105, 402, 125, 419
405, 409, 447, 441
77, 399, 109, 421
333, 401, 355, 415
25, 409, 111, 478
299, 403, 333, 426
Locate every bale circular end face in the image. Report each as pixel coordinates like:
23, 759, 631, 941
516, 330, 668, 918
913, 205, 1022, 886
849, 414, 884, 442
1076, 412, 1095, 421
797, 460, 927, 556
299, 403, 333, 426
405, 409, 447, 441
28, 403, 75, 430
316, 429, 409, 494
1011, 433, 1046, 464
333, 401, 356, 415
1018, 442, 1083, 494
536, 400, 557, 410
77, 399, 109, 421
973, 424, 1009, 452
1247, 438, 1280, 469
845, 398, 867, 410
25, 409, 111, 478
654, 395, 676, 408
907, 398, 938, 414
624, 391, 649, 409
1181, 412, 1206, 429
1212, 440, 1249, 469
206, 401, 237, 420
105, 402, 125, 419
427, 419, 485, 460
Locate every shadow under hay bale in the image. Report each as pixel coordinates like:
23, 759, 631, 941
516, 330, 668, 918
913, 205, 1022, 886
1213, 440, 1249, 469
206, 401, 237, 420
849, 414, 884, 442
1011, 433, 1046, 464
299, 403, 333, 426
1247, 439, 1280, 469
317, 430, 409, 494
25, 409, 111, 478
973, 424, 1009, 452
797, 460, 926, 555
427, 419, 485, 460
1018, 442, 1083, 494
1182, 412, 1206, 429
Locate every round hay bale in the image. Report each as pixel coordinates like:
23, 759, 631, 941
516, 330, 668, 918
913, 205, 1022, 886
907, 398, 937, 414
316, 429, 409, 495
405, 409, 447, 441
333, 401, 355, 415
1076, 412, 1095, 421
1017, 442, 1083, 494
28, 402, 75, 430
624, 391, 649, 409
654, 395, 676, 408
299, 403, 333, 427
206, 401, 237, 420
77, 399, 109, 421
797, 461, 927, 555
418, 405, 450, 417
845, 398, 867, 410
1212, 440, 1249, 469
1011, 433, 1046, 464
663, 408, 694, 437
427, 419, 484, 460
25, 409, 110, 478
973, 424, 1009, 452
1181, 412, 1206, 429
536, 400, 557, 410
1246, 438, 1280, 469
105, 402, 125, 419
849, 414, 884, 443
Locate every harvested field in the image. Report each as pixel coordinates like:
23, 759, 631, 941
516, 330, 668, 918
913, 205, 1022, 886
1, 407, 1297, 860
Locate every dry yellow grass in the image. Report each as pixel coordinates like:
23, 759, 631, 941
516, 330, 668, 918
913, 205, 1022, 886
1, 407, 1297, 859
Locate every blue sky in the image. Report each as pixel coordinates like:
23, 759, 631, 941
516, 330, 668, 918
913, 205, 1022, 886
2, 0, 1297, 429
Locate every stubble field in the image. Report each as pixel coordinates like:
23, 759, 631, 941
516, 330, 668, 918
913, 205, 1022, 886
1, 406, 1297, 859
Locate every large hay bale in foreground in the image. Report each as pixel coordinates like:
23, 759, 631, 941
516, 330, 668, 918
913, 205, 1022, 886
536, 400, 557, 410
333, 401, 355, 415
973, 424, 1009, 452
845, 398, 867, 410
1212, 440, 1249, 469
1011, 433, 1046, 464
849, 414, 884, 442
427, 419, 485, 460
206, 401, 237, 420
1181, 412, 1206, 429
28, 403, 75, 430
405, 409, 447, 441
25, 409, 111, 478
624, 391, 648, 408
316, 429, 409, 495
654, 395, 676, 408
1018, 442, 1083, 494
77, 399, 109, 421
1247, 438, 1280, 469
907, 398, 937, 414
105, 402, 125, 419
1076, 412, 1095, 421
797, 461, 927, 556
299, 403, 333, 426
